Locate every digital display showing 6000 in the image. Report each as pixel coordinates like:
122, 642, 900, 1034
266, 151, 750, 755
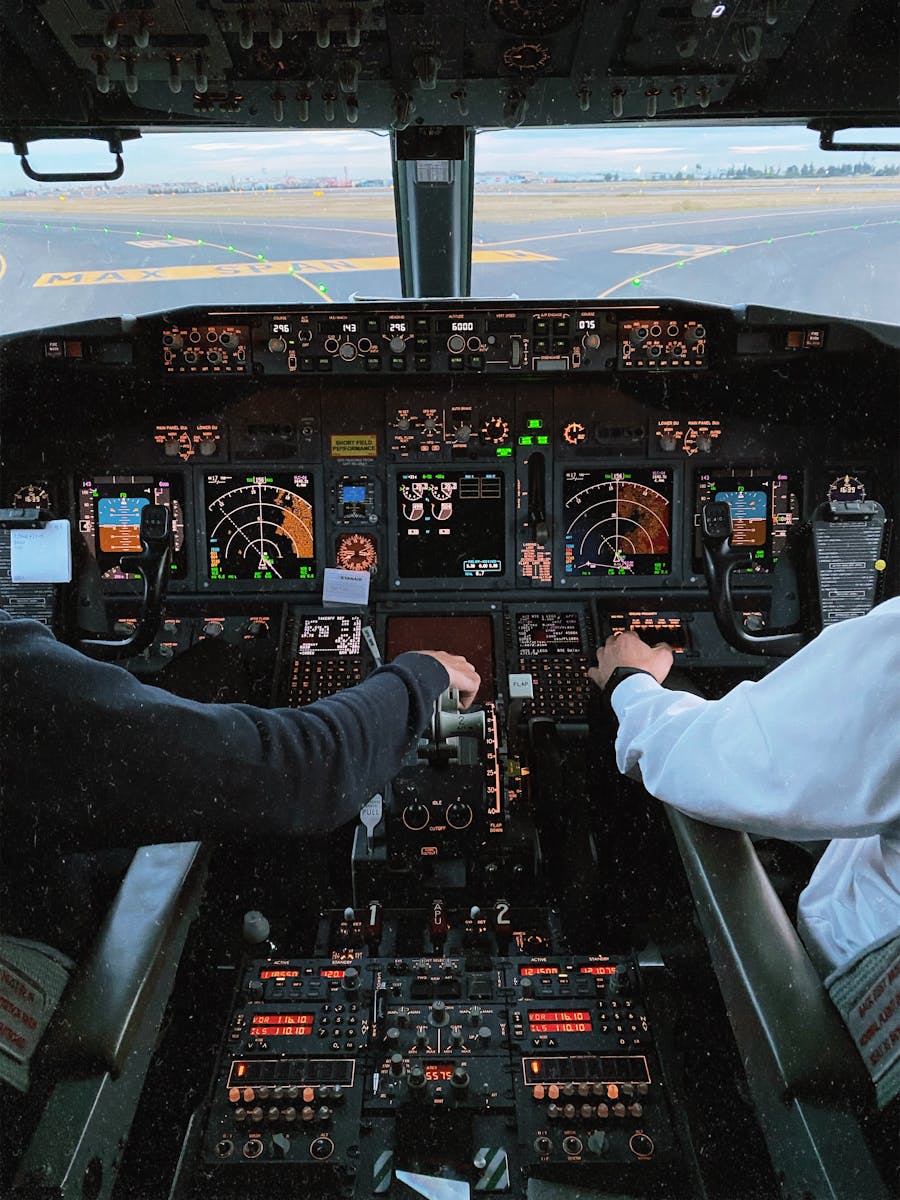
396, 470, 506, 580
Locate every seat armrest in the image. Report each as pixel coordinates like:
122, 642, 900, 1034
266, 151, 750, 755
666, 808, 872, 1106
49, 841, 207, 1076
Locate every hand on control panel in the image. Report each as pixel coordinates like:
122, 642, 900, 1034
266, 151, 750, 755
587, 632, 674, 691
411, 651, 481, 709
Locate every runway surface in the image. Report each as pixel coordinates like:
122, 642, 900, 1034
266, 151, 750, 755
0, 199, 898, 335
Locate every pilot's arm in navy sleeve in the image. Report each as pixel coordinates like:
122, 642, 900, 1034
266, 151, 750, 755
0, 612, 454, 849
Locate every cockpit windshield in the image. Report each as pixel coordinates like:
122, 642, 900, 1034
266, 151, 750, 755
1, 124, 897, 334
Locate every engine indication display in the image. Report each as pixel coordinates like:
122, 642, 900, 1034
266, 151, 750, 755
78, 475, 186, 581
563, 469, 672, 577
395, 470, 507, 581
694, 470, 800, 572
205, 473, 315, 582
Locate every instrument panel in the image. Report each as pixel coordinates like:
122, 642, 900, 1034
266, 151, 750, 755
1, 299, 895, 692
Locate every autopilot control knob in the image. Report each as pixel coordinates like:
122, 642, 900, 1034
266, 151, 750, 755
389, 1053, 404, 1077
386, 1026, 401, 1048
267, 336, 287, 354
430, 1000, 448, 1025
341, 967, 360, 994
389, 335, 408, 355
447, 333, 467, 354
408, 1065, 426, 1093
450, 1066, 469, 1093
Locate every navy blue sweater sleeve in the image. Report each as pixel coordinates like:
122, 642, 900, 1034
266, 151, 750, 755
0, 614, 449, 848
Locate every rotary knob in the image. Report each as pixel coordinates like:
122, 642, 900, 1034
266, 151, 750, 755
338, 341, 358, 361
447, 333, 466, 354
402, 802, 429, 831
268, 336, 287, 354
389, 335, 408, 354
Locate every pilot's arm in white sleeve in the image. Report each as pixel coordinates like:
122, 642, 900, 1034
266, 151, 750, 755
596, 597, 900, 975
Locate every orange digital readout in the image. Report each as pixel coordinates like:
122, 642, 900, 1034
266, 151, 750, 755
319, 969, 346, 978
424, 1062, 455, 1081
259, 970, 300, 979
520, 965, 559, 976
527, 1010, 593, 1034
579, 965, 617, 976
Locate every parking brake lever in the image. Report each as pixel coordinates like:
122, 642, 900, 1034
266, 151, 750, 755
528, 451, 549, 546
701, 501, 805, 657
79, 504, 172, 659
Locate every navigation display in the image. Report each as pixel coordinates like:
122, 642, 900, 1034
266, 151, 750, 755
78, 475, 186, 581
204, 473, 316, 582
395, 470, 506, 580
694, 470, 800, 572
562, 468, 672, 577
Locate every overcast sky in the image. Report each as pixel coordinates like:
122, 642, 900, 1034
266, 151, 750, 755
2, 125, 898, 192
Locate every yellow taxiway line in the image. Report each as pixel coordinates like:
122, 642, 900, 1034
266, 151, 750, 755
33, 249, 556, 288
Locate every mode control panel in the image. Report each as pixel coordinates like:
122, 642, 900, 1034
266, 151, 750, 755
159, 304, 714, 378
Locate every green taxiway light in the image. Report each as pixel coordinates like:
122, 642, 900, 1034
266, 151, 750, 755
198, 238, 205, 245
767, 238, 774, 244
135, 231, 141, 237
103, 227, 109, 234
227, 245, 236, 252
257, 254, 266, 261
677, 260, 685, 267
167, 233, 173, 240
318, 284, 328, 293
72, 226, 78, 231
632, 278, 641, 287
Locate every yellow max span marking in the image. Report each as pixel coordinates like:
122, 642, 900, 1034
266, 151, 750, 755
33, 249, 556, 288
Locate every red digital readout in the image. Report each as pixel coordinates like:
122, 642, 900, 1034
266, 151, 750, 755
259, 970, 300, 979
250, 1013, 314, 1036
319, 969, 346, 978
250, 1026, 312, 1037
520, 965, 559, 977
527, 1010, 593, 1034
579, 965, 617, 976
424, 1062, 455, 1081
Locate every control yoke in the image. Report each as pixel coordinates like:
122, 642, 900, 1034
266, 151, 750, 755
700, 500, 806, 656
79, 504, 172, 660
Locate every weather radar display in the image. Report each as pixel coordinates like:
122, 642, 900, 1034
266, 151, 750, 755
205, 473, 316, 581
563, 468, 672, 577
